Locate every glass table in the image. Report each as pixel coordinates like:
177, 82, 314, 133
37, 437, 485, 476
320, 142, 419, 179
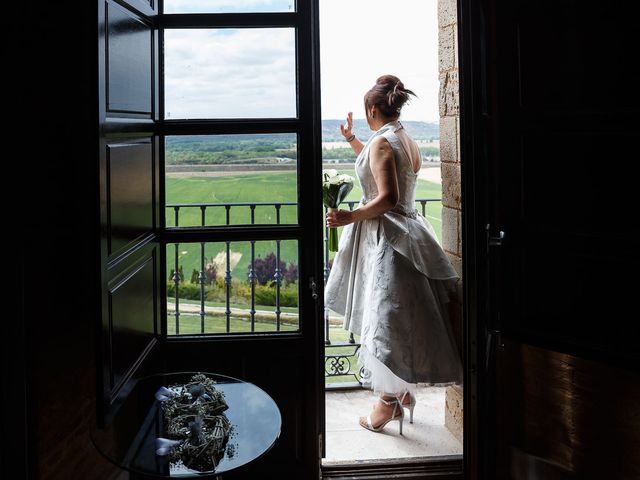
91, 372, 281, 479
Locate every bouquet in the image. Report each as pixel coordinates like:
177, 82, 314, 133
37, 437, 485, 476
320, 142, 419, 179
322, 169, 354, 252
154, 374, 234, 472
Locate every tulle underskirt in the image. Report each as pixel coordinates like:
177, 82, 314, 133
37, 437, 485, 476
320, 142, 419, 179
359, 344, 462, 395
358, 345, 416, 396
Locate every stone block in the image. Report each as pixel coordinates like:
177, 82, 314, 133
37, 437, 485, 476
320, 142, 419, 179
439, 70, 459, 117
442, 162, 461, 209
439, 25, 456, 72
438, 0, 458, 28
442, 206, 460, 255
439, 115, 458, 163
445, 385, 463, 443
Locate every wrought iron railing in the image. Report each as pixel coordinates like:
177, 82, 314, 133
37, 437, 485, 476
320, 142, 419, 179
166, 202, 297, 335
165, 198, 441, 386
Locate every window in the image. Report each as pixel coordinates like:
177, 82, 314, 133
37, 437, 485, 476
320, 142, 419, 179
161, 1, 318, 339
164, 29, 297, 119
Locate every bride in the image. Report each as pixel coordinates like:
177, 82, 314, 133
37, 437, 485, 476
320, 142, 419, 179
325, 75, 462, 434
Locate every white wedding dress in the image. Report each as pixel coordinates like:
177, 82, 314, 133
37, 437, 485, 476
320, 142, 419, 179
324, 120, 462, 395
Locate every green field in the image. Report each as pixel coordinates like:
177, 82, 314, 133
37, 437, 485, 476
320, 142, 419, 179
165, 171, 442, 282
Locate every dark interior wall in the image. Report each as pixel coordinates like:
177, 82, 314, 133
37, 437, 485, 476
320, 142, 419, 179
8, 2, 119, 479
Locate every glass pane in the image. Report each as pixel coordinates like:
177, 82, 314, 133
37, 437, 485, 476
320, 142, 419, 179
164, 0, 295, 14
164, 29, 297, 119
166, 240, 300, 335
165, 133, 298, 226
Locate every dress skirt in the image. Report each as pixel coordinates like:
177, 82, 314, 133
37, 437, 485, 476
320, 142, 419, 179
325, 210, 462, 395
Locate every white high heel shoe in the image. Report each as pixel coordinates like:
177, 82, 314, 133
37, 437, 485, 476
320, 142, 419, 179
397, 391, 417, 424
360, 397, 404, 435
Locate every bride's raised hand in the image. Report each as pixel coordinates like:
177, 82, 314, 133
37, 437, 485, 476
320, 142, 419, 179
340, 112, 354, 140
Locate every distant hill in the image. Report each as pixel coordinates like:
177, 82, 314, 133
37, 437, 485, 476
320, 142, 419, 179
322, 119, 439, 142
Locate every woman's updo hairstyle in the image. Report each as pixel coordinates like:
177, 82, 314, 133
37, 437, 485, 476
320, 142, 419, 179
364, 75, 416, 118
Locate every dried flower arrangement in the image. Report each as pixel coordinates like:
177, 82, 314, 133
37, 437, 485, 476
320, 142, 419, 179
155, 373, 234, 472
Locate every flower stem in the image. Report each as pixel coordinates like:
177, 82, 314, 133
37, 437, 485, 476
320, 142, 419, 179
329, 227, 339, 252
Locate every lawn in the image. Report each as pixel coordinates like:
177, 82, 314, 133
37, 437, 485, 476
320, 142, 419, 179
166, 313, 300, 335
165, 171, 442, 280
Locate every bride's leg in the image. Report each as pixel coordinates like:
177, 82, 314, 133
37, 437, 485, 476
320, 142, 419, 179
358, 392, 404, 432
396, 390, 417, 423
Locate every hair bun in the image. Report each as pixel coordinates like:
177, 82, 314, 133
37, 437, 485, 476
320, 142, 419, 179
365, 75, 417, 118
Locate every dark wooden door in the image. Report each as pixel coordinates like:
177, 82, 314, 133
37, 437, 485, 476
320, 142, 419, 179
97, 0, 162, 424
460, 1, 640, 478
97, 0, 325, 477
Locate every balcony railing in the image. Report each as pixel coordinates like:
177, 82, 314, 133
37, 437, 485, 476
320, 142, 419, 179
165, 198, 441, 387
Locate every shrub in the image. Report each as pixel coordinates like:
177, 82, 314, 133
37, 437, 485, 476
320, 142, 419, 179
205, 258, 218, 285
168, 279, 298, 308
279, 285, 299, 307
254, 284, 298, 307
283, 262, 298, 284
190, 268, 200, 284
204, 280, 253, 305
167, 282, 201, 300
168, 265, 185, 283
251, 253, 286, 285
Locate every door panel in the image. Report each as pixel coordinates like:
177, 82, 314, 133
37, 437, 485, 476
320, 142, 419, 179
108, 248, 158, 392
515, 3, 639, 112
460, 0, 640, 478
509, 130, 637, 352
107, 140, 155, 256
107, 1, 154, 114
494, 1, 640, 360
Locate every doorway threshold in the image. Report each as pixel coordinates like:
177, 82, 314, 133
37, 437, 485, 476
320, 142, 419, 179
322, 455, 463, 480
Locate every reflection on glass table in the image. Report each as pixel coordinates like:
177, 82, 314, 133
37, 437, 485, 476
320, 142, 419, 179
91, 372, 281, 478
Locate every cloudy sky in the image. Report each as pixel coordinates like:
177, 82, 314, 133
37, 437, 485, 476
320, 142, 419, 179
164, 0, 438, 122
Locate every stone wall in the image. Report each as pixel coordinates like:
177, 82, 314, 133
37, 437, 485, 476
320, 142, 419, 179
439, 0, 462, 277
438, 0, 464, 442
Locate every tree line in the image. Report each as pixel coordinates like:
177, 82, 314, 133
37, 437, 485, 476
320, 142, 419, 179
167, 138, 440, 165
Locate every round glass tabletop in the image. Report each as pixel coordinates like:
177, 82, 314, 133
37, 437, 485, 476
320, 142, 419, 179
91, 372, 281, 478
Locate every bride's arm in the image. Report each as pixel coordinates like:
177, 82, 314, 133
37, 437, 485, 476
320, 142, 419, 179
340, 112, 365, 156
346, 136, 365, 156
326, 137, 398, 227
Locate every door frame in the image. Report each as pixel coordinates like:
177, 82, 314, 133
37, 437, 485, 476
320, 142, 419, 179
458, 0, 492, 478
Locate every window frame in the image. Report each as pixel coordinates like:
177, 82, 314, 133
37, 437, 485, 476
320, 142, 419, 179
157, 5, 323, 341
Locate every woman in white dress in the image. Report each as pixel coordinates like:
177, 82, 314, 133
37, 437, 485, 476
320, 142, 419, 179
325, 75, 462, 434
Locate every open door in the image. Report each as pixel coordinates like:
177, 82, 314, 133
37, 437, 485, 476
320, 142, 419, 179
97, 0, 162, 424
97, 0, 325, 477
460, 0, 640, 478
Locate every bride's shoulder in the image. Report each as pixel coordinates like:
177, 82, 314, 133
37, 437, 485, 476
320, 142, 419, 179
369, 135, 392, 152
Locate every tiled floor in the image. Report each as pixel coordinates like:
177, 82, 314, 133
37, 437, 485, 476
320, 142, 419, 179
323, 386, 462, 463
